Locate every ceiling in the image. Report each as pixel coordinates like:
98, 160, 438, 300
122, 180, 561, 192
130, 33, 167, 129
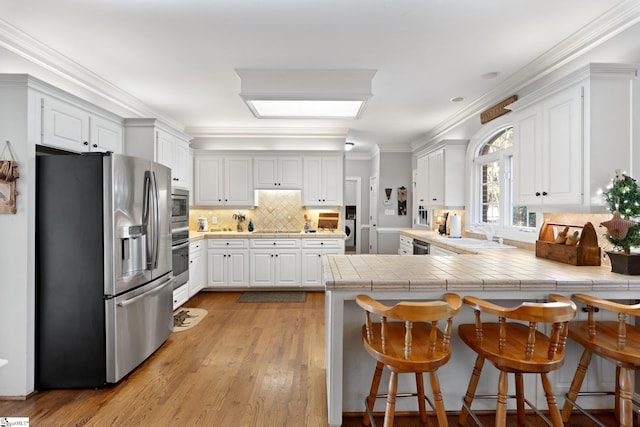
0, 0, 636, 154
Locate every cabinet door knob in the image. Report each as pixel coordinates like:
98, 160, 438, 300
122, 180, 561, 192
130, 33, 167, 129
92, 143, 98, 148
535, 192, 541, 196
542, 191, 548, 196
275, 254, 279, 257
83, 141, 89, 146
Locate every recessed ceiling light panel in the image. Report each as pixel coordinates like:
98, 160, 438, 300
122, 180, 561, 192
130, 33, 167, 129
236, 69, 376, 119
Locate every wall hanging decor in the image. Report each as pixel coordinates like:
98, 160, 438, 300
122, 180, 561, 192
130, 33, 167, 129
0, 141, 19, 214
397, 186, 407, 215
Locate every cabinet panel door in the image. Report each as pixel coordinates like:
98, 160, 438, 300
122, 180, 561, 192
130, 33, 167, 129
254, 157, 278, 188
42, 97, 89, 152
543, 89, 582, 205
225, 157, 253, 205
195, 158, 224, 205
322, 157, 343, 205
416, 155, 428, 205
173, 139, 190, 188
91, 115, 122, 153
228, 251, 249, 286
303, 157, 323, 204
514, 106, 543, 205
250, 250, 274, 286
427, 150, 444, 205
279, 157, 302, 188
207, 251, 226, 286
301, 251, 322, 286
274, 250, 300, 285
156, 131, 174, 169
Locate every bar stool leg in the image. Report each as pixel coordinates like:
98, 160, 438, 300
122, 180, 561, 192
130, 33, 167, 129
496, 370, 508, 427
619, 366, 633, 427
459, 355, 485, 425
415, 372, 428, 424
615, 366, 620, 423
561, 348, 592, 422
364, 361, 384, 426
515, 373, 525, 426
384, 371, 398, 427
429, 371, 447, 427
540, 372, 563, 427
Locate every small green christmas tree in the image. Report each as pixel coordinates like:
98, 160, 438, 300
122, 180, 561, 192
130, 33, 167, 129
602, 172, 640, 254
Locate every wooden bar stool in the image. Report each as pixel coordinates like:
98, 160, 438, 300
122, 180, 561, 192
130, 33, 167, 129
356, 293, 462, 427
457, 294, 576, 427
561, 294, 640, 427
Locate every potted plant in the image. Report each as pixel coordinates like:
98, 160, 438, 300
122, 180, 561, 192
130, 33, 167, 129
600, 172, 640, 274
232, 212, 246, 232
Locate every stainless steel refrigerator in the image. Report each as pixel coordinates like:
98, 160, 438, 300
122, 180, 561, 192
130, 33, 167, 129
36, 152, 175, 388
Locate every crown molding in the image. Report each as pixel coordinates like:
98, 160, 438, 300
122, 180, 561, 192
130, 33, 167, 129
411, 0, 640, 151
185, 126, 348, 139
0, 19, 184, 130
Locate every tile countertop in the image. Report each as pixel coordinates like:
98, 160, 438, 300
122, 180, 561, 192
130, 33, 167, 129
324, 231, 640, 291
190, 230, 347, 241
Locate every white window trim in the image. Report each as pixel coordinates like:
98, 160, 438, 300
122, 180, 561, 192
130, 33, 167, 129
465, 115, 537, 244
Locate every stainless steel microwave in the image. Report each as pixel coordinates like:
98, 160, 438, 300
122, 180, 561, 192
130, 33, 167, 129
171, 188, 189, 224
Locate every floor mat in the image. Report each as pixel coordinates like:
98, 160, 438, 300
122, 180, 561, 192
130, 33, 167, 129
173, 307, 207, 332
237, 291, 307, 303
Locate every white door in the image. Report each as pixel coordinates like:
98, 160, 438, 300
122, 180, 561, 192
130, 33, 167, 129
369, 176, 378, 254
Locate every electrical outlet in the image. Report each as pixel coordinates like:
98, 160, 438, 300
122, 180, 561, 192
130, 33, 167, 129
211, 216, 218, 224
384, 209, 394, 216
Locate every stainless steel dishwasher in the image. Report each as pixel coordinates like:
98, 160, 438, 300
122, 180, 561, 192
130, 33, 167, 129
412, 239, 430, 255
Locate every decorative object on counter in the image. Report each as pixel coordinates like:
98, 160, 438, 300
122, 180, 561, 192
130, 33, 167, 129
397, 186, 407, 215
173, 307, 208, 332
232, 212, 246, 231
197, 217, 208, 232
536, 221, 600, 266
248, 219, 254, 232
0, 140, 19, 214
565, 230, 580, 246
438, 212, 448, 235
600, 172, 640, 274
303, 214, 313, 231
317, 212, 339, 230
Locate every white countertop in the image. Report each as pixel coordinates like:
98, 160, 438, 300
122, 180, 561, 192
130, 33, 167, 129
190, 230, 346, 241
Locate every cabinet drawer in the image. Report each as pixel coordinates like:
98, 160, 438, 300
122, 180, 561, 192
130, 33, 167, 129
302, 239, 344, 249
207, 239, 248, 249
189, 241, 204, 254
173, 285, 189, 310
250, 239, 300, 249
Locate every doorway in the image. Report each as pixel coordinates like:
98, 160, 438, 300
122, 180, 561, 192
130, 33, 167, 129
344, 177, 361, 254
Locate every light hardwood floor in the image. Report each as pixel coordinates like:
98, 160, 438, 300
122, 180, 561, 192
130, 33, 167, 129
0, 291, 624, 426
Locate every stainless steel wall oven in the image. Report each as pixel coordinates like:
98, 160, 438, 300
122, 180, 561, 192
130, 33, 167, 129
171, 188, 189, 290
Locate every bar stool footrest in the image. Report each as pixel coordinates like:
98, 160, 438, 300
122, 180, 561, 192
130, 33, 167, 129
364, 392, 436, 427
462, 394, 553, 427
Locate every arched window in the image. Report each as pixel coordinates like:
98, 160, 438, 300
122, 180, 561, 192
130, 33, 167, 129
473, 126, 535, 230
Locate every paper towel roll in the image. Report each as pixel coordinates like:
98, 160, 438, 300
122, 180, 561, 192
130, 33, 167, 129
449, 214, 461, 238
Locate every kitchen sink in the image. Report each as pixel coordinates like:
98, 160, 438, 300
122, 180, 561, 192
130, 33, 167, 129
432, 237, 515, 249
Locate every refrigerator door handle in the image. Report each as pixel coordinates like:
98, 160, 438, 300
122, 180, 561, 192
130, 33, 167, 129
116, 276, 174, 307
150, 171, 160, 269
143, 170, 152, 269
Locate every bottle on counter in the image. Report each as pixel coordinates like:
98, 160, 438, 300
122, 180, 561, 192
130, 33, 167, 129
248, 219, 254, 232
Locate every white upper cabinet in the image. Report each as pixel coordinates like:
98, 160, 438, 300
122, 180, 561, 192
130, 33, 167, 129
253, 156, 302, 189
303, 155, 343, 206
513, 86, 582, 206
41, 95, 122, 153
123, 118, 191, 189
415, 141, 466, 208
510, 63, 638, 210
194, 155, 253, 206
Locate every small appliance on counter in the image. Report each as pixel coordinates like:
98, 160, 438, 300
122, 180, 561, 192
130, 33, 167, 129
197, 217, 208, 232
438, 212, 449, 235
449, 213, 462, 238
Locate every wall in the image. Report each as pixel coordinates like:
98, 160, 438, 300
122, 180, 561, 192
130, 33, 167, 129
190, 190, 340, 232
377, 152, 412, 229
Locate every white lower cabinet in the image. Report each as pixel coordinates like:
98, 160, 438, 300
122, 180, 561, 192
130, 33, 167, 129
207, 239, 249, 288
188, 241, 206, 297
249, 239, 301, 287
172, 284, 189, 311
398, 235, 413, 255
301, 239, 344, 287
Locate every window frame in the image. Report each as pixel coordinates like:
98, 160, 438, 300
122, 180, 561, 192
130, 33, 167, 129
465, 115, 538, 243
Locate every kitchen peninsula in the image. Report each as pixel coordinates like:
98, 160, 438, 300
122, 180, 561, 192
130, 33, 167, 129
323, 235, 640, 427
